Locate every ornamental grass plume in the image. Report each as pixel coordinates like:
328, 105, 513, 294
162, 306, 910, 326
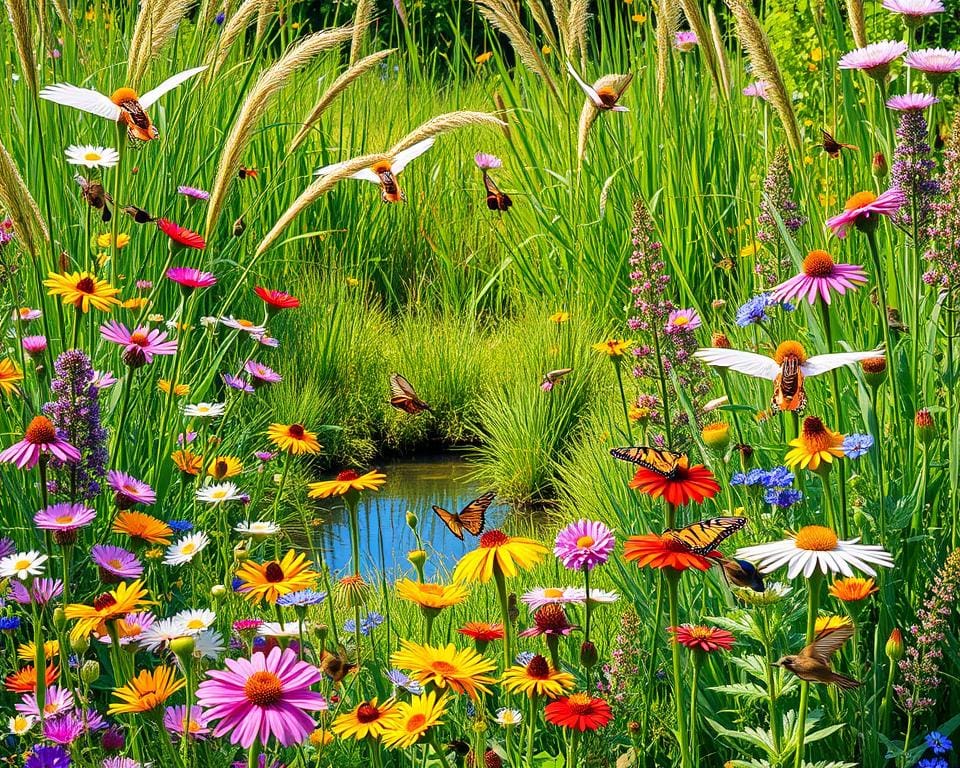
924, 113, 960, 290
349, 0, 374, 65
4, 0, 37, 95
655, 0, 680, 105
755, 146, 807, 285
207, 0, 262, 75
0, 136, 47, 257
127, 0, 196, 85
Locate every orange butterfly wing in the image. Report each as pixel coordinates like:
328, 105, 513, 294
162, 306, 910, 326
432, 505, 465, 539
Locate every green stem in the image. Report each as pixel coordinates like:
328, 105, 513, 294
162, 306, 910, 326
639, 573, 664, 765
493, 566, 513, 673
762, 607, 781, 754
525, 694, 538, 767
794, 573, 822, 768
688, 654, 701, 759
614, 360, 634, 443
247, 733, 260, 768
666, 570, 691, 768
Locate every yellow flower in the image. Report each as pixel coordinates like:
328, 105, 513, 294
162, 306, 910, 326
65, 580, 152, 643
0, 358, 24, 395
592, 339, 632, 357
501, 654, 575, 699
44, 271, 120, 313
391, 641, 496, 699
452, 530, 548, 584
395, 579, 469, 611
549, 311, 570, 324
785, 416, 845, 471
236, 549, 320, 605
308, 728, 332, 746
379, 692, 448, 749
332, 699, 398, 741
157, 379, 190, 397
829, 576, 878, 602
96, 232, 130, 249
815, 614, 853, 633
346, 277, 360, 287
701, 421, 730, 451
541, 45, 552, 55
308, 469, 386, 499
107, 666, 184, 714
267, 423, 322, 455
739, 241, 762, 258
632, 12, 646, 22
207, 455, 243, 480
122, 297, 149, 310
810, 47, 823, 62
17, 640, 59, 661
475, 51, 493, 65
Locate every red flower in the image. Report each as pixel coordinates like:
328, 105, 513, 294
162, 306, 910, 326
622, 534, 718, 572
628, 462, 719, 506
669, 624, 735, 653
5, 663, 58, 693
458, 622, 505, 642
157, 218, 206, 250
254, 286, 300, 310
544, 693, 612, 732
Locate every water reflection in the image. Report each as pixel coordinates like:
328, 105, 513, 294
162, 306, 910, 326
292, 455, 508, 577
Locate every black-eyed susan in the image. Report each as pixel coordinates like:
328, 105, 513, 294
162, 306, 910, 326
64, 580, 152, 642
107, 666, 184, 715
331, 698, 398, 741
391, 641, 496, 700
501, 654, 575, 699
784, 416, 845, 471
44, 271, 120, 313
452, 530, 548, 585
394, 579, 468, 612
235, 549, 319, 605
592, 339, 632, 357
307, 469, 386, 499
0, 358, 23, 395
112, 511, 172, 545
267, 423, 322, 455
206, 455, 243, 480
379, 691, 448, 749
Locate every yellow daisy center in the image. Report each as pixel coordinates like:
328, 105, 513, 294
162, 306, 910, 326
802, 249, 836, 277
186, 618, 204, 629
84, 151, 101, 161
182, 543, 196, 555
429, 661, 457, 676
14, 559, 31, 571
794, 525, 838, 551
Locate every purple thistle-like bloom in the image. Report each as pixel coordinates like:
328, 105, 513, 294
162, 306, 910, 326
177, 186, 210, 202
742, 80, 770, 100
890, 105, 940, 237
107, 470, 156, 508
886, 93, 938, 111
0, 538, 13, 558
755, 146, 807, 283
102, 725, 125, 751
22, 335, 47, 356
244, 360, 282, 386
42, 350, 108, 499
554, 520, 616, 570
474, 153, 502, 170
43, 714, 87, 745
674, 30, 698, 51
838, 41, 908, 78
222, 373, 254, 394
827, 188, 906, 238
91, 544, 143, 582
25, 746, 71, 768
924, 116, 960, 289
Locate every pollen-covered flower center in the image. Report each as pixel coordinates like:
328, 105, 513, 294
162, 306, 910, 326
129, 332, 149, 346
533, 604, 570, 631
264, 562, 285, 582
24, 416, 57, 445
526, 655, 550, 679
802, 249, 836, 277
845, 190, 877, 211
76, 277, 96, 293
181, 543, 196, 555
405, 713, 427, 732
861, 356, 886, 374
687, 625, 714, 640
84, 152, 101, 161
13, 559, 31, 571
420, 584, 443, 595
566, 693, 593, 713
794, 525, 839, 551
93, 592, 117, 611
429, 661, 457, 676
243, 671, 284, 706
542, 588, 564, 598
774, 340, 807, 364
336, 470, 359, 482
55, 514, 75, 524
575, 535, 595, 548
356, 703, 381, 723
288, 424, 305, 439
479, 530, 509, 548
799, 416, 835, 451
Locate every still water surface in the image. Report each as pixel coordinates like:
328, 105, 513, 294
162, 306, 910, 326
293, 455, 508, 577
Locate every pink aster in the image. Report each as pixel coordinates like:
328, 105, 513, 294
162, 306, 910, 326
826, 188, 906, 238
554, 519, 615, 570
91, 545, 143, 582
244, 360, 282, 386
177, 186, 210, 202
742, 81, 770, 100
838, 41, 908, 78
22, 335, 47, 357
475, 153, 502, 170
0, 415, 80, 469
904, 48, 960, 82
771, 249, 868, 304
674, 30, 698, 51
97, 611, 154, 646
42, 714, 87, 745
196, 646, 325, 748
886, 93, 938, 110
34, 502, 96, 532
665, 308, 701, 333
882, 0, 943, 19
91, 370, 118, 389
669, 624, 736, 653
10, 577, 63, 605
100, 321, 177, 366
107, 470, 156, 508
163, 704, 211, 739
17, 685, 74, 718
166, 267, 217, 290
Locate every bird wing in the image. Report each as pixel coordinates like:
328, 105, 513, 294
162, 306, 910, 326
314, 160, 380, 183
800, 624, 854, 663
138, 65, 208, 108
565, 61, 603, 107
801, 350, 883, 377
391, 137, 435, 174
39, 83, 121, 120
694, 348, 780, 380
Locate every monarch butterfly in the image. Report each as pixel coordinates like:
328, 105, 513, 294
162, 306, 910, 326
320, 644, 355, 683
389, 373, 431, 414
666, 517, 747, 555
821, 129, 858, 159
432, 491, 495, 540
610, 446, 686, 478
482, 172, 512, 212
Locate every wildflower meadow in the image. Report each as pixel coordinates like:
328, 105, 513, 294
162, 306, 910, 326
0, 0, 958, 767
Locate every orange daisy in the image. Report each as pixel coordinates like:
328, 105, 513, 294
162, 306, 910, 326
4, 663, 58, 693
628, 460, 720, 506
236, 549, 320, 604
622, 534, 717, 571
113, 511, 173, 544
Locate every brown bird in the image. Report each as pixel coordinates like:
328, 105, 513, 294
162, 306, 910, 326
774, 624, 861, 690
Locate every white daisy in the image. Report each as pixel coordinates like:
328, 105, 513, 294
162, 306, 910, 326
196, 482, 243, 505
64, 144, 119, 168
495, 708, 523, 727
257, 621, 309, 639
182, 402, 226, 419
219, 316, 266, 335
164, 532, 210, 565
736, 525, 894, 579
566, 588, 620, 604
141, 617, 190, 652
0, 551, 47, 580
520, 586, 584, 610
171, 608, 216, 635
234, 520, 279, 539
192, 628, 225, 660
8, 714, 35, 736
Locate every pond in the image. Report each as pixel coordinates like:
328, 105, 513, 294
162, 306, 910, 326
291, 454, 510, 577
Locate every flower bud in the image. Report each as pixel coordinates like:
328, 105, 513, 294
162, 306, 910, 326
405, 511, 418, 530
210, 584, 226, 600
407, 549, 427, 569
860, 356, 886, 388
80, 659, 100, 685
915, 409, 936, 446
872, 152, 888, 179
70, 635, 90, 655
170, 635, 196, 659
52, 607, 66, 632
885, 627, 904, 661
579, 640, 599, 668
701, 421, 731, 452
710, 332, 731, 349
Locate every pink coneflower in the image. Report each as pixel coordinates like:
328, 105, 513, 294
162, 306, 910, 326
22, 336, 47, 357
669, 624, 736, 652
886, 93, 938, 111
553, 520, 615, 570
244, 361, 282, 386
882, 0, 943, 22
838, 41, 908, 79
177, 186, 210, 202
674, 30, 698, 51
157, 219, 206, 250
742, 81, 770, 100
166, 267, 217, 290
34, 503, 96, 539
475, 153, 502, 170
107, 470, 156, 508
17, 685, 74, 719
195, 646, 326, 748
771, 250, 868, 304
91, 544, 143, 582
100, 321, 178, 367
827, 188, 906, 238
904, 48, 960, 86
222, 373, 254, 393
665, 308, 701, 333
0, 415, 80, 469
13, 307, 41, 323
164, 704, 211, 739
518, 604, 577, 638
91, 370, 118, 389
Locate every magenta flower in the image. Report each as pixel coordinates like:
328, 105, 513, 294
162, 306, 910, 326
882, 0, 943, 20
222, 373, 254, 393
177, 186, 210, 202
100, 321, 177, 367
244, 361, 282, 386
254, 452, 276, 463
22, 335, 47, 357
742, 81, 770, 100
838, 41, 908, 78
97, 611, 154, 645
195, 646, 325, 748
0, 416, 80, 469
771, 249, 868, 304
135, 280, 153, 291
166, 267, 217, 290
827, 188, 907, 238
674, 30, 698, 51
17, 685, 74, 718
905, 48, 960, 85
665, 308, 701, 333
10, 577, 63, 605
554, 519, 616, 570
107, 470, 156, 508
886, 93, 938, 111
164, 705, 211, 739
91, 370, 118, 389
91, 544, 143, 582
474, 153, 502, 170
42, 714, 86, 745
34, 502, 96, 533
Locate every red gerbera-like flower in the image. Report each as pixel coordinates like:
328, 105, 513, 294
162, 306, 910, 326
669, 624, 735, 653
622, 534, 718, 571
254, 287, 300, 311
157, 219, 206, 250
5, 663, 58, 693
544, 693, 612, 732
628, 462, 719, 506
458, 622, 505, 643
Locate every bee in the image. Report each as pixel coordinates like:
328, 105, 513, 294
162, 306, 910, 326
122, 205, 156, 224
73, 175, 112, 222
238, 167, 258, 180
320, 644, 356, 684
821, 129, 859, 159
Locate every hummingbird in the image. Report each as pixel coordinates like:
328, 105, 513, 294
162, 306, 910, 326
714, 556, 765, 593
774, 624, 861, 690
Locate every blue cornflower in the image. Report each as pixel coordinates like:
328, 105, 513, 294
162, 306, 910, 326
362, 611, 385, 634
762, 466, 795, 488
765, 488, 803, 509
214, 11, 226, 24
918, 758, 948, 768
730, 472, 748, 486
386, 669, 423, 694
842, 434, 874, 459
745, 468, 768, 486
167, 519, 193, 533
231, 577, 244, 591
515, 651, 536, 666
0, 616, 20, 631
277, 589, 327, 608
735, 294, 777, 327
926, 732, 952, 755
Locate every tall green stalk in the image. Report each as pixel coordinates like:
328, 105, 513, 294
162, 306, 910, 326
794, 572, 822, 768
